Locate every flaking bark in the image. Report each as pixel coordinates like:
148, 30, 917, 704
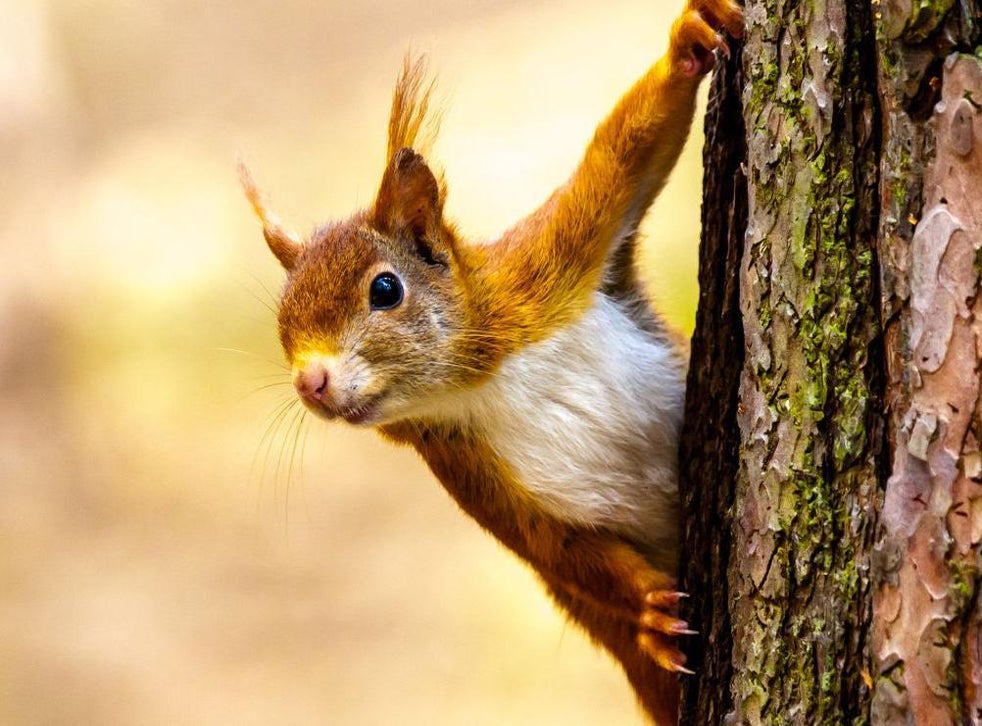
680, 1, 982, 723
729, 0, 883, 720
872, 2, 982, 721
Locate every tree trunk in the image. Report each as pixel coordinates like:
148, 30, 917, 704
679, 1, 982, 723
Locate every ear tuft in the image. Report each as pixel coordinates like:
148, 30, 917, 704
387, 54, 442, 164
238, 161, 303, 271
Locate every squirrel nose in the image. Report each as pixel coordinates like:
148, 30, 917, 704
294, 364, 330, 403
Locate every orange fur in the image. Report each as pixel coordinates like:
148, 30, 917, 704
386, 55, 442, 165
380, 418, 684, 724
244, 2, 744, 723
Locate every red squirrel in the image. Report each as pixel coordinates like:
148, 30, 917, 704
241, 2, 742, 722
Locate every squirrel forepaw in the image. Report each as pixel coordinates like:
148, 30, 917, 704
671, 0, 745, 77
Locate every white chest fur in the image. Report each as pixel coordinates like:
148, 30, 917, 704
456, 294, 685, 554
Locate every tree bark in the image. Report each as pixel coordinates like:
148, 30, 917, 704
679, 1, 982, 723
678, 40, 746, 724
872, 2, 982, 722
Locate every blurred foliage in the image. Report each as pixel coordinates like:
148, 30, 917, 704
0, 1, 702, 723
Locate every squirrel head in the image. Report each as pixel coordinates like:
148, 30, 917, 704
241, 147, 477, 427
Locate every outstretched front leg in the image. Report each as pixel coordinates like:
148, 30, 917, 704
552, 0, 744, 285
485, 0, 744, 337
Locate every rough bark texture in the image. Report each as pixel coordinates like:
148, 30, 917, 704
678, 44, 746, 724
729, 0, 884, 720
872, 2, 982, 722
679, 1, 982, 723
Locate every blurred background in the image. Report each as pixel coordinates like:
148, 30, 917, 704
0, 0, 705, 723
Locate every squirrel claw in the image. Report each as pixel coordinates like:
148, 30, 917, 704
716, 35, 731, 60
693, 0, 745, 40
673, 0, 745, 76
670, 621, 699, 636
645, 590, 689, 607
637, 632, 691, 673
639, 588, 696, 639
640, 611, 697, 637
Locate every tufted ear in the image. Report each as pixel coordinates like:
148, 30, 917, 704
372, 147, 446, 258
238, 161, 303, 271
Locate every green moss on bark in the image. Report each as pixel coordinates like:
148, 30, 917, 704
904, 0, 957, 42
730, 0, 882, 722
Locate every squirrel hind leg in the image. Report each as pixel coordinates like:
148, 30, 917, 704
544, 583, 684, 724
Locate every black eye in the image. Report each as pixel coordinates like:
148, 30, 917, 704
369, 272, 404, 310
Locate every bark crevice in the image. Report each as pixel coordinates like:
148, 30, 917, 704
679, 2, 981, 723
678, 40, 746, 724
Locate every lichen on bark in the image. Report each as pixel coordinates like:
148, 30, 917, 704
730, 0, 883, 722
681, 1, 982, 723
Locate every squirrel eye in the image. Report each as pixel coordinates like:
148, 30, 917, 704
369, 272, 404, 310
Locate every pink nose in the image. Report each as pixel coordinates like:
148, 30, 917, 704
294, 364, 329, 403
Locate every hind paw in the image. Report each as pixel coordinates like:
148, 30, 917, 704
637, 589, 696, 673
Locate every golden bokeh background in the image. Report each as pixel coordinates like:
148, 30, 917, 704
0, 1, 705, 723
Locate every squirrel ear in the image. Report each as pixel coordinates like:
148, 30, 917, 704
373, 147, 443, 244
238, 162, 303, 271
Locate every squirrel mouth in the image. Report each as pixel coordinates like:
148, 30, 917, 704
338, 394, 384, 426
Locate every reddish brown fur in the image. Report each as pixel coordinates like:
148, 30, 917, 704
381, 418, 683, 723
244, 2, 744, 723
